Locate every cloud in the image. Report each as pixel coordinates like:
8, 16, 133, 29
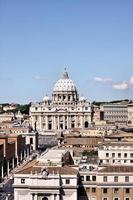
112, 81, 129, 90
94, 75, 133, 91
94, 77, 113, 83
112, 76, 133, 90
129, 76, 133, 85
33, 75, 47, 81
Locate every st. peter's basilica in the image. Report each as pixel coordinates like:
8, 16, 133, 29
30, 69, 92, 132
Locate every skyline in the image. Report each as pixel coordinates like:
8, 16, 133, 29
0, 0, 133, 103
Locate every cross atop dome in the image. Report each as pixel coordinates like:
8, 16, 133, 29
62, 68, 69, 79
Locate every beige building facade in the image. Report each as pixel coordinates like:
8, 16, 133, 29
79, 165, 133, 200
128, 103, 133, 126
13, 149, 78, 200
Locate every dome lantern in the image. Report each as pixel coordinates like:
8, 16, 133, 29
62, 68, 69, 79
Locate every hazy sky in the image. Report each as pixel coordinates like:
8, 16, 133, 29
0, 0, 133, 103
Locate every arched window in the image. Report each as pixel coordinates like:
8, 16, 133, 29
42, 197, 48, 200
85, 121, 89, 128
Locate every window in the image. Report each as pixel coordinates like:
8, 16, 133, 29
92, 188, 96, 193
103, 198, 108, 200
118, 153, 121, 158
86, 176, 90, 181
48, 123, 52, 130
130, 160, 133, 163
106, 153, 109, 157
30, 137, 33, 144
112, 153, 115, 157
21, 179, 25, 184
130, 153, 133, 158
86, 188, 90, 192
125, 198, 131, 200
92, 176, 96, 181
114, 188, 119, 194
42, 198, 48, 200
124, 153, 127, 158
80, 176, 84, 181
114, 198, 119, 200
125, 176, 129, 182
114, 176, 118, 182
125, 188, 130, 194
100, 160, 103, 164
103, 176, 107, 182
103, 188, 108, 194
66, 179, 70, 184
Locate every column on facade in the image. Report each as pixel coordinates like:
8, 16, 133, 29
52, 115, 54, 130
84, 114, 86, 124
58, 116, 60, 130
1, 162, 4, 179
53, 115, 56, 130
21, 152, 23, 161
39, 116, 42, 131
16, 155, 18, 166
61, 94, 63, 102
75, 115, 78, 128
28, 146, 31, 157
45, 116, 48, 130
32, 116, 35, 130
54, 194, 60, 200
32, 194, 37, 200
7, 160, 9, 177
67, 115, 69, 129
24, 148, 27, 158
26, 147, 29, 157
88, 113, 91, 124
63, 115, 65, 130
81, 115, 84, 129
69, 115, 71, 129
12, 157, 15, 169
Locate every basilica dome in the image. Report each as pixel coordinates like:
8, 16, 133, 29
53, 69, 77, 92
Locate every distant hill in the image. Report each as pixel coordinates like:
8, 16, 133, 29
0, 103, 31, 115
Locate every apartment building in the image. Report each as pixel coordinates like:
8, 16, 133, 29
79, 165, 133, 200
101, 103, 128, 125
98, 142, 133, 165
128, 103, 133, 126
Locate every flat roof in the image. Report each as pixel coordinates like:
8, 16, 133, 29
40, 149, 68, 160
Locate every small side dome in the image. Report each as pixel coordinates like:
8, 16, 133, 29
79, 96, 86, 101
43, 95, 50, 101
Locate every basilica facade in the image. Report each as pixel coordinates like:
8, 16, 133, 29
30, 69, 92, 132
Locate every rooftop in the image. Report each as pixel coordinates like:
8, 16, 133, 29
40, 149, 68, 160
98, 141, 133, 148
16, 159, 78, 175
99, 165, 133, 173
